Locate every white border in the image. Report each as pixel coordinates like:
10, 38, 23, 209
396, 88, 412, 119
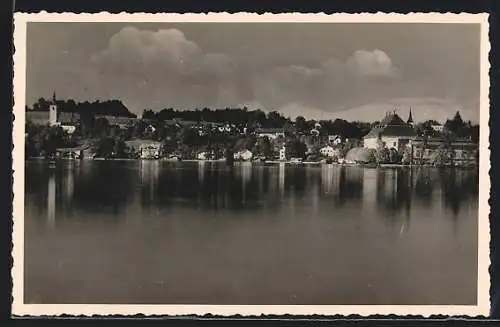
12, 12, 491, 317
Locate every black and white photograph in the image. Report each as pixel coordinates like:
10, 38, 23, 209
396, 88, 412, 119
12, 12, 490, 317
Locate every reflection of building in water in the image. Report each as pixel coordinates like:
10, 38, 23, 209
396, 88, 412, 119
278, 163, 285, 196
240, 162, 252, 203
384, 169, 397, 200
362, 169, 377, 208
140, 160, 160, 201
198, 160, 205, 183
47, 172, 56, 227
63, 166, 74, 202
321, 165, 336, 195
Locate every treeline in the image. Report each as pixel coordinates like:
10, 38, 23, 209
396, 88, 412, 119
414, 111, 479, 142
27, 98, 137, 118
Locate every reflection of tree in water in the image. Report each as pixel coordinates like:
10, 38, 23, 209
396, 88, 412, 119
318, 166, 363, 206
376, 168, 412, 221
439, 168, 479, 217
413, 168, 436, 206
155, 163, 279, 211
25, 162, 54, 211
71, 162, 137, 216
285, 168, 308, 196
336, 167, 363, 205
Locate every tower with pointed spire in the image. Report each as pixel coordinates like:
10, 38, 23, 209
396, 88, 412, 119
49, 91, 58, 126
407, 107, 414, 127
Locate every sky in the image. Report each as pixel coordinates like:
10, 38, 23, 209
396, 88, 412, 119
26, 22, 481, 123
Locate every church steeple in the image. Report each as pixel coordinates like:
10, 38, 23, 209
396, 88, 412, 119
52, 91, 57, 104
407, 107, 414, 126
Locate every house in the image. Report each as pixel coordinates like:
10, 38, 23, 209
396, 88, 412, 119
139, 142, 162, 159
406, 137, 478, 165
144, 124, 156, 134
320, 145, 339, 158
95, 115, 137, 129
256, 128, 285, 140
197, 151, 208, 160
234, 149, 253, 161
279, 146, 287, 161
431, 123, 444, 132
363, 110, 416, 151
328, 135, 342, 145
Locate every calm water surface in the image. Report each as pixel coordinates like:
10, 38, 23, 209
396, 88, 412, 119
24, 160, 478, 305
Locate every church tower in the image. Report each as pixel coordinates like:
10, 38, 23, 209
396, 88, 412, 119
407, 107, 414, 127
49, 92, 58, 126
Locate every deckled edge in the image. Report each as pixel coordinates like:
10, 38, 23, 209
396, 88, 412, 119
10, 11, 492, 319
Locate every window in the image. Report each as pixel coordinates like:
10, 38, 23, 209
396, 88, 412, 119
393, 142, 397, 147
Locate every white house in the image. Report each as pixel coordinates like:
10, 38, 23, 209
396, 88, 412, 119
144, 124, 156, 134
320, 145, 338, 158
431, 123, 444, 132
363, 110, 416, 151
197, 151, 208, 160
279, 146, 286, 161
234, 149, 253, 161
256, 128, 285, 140
328, 135, 342, 145
140, 143, 162, 159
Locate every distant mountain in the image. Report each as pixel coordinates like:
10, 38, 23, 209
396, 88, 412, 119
331, 98, 479, 124
259, 97, 479, 123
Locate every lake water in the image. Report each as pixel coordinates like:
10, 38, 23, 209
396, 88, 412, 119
24, 160, 479, 305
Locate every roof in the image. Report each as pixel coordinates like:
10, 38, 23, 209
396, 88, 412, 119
411, 136, 477, 145
364, 112, 415, 139
96, 115, 137, 125
256, 128, 285, 133
381, 112, 406, 125
26, 111, 49, 124
58, 112, 80, 124
125, 139, 162, 149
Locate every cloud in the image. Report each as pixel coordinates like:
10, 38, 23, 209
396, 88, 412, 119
88, 27, 240, 111
346, 49, 400, 79
91, 27, 201, 75
87, 27, 468, 123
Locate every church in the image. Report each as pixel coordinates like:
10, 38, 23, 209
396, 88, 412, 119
26, 92, 80, 134
363, 109, 416, 152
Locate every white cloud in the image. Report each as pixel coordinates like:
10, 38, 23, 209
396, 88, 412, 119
88, 28, 467, 123
346, 49, 400, 78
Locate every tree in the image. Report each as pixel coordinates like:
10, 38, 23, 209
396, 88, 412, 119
113, 139, 128, 158
94, 117, 110, 136
374, 137, 390, 164
286, 137, 307, 159
142, 109, 156, 120
295, 116, 308, 134
401, 146, 413, 165
388, 148, 402, 164
307, 145, 321, 162
92, 136, 115, 159
430, 143, 455, 167
444, 111, 466, 135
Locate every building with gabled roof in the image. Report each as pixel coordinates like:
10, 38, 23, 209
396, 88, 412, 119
363, 110, 416, 151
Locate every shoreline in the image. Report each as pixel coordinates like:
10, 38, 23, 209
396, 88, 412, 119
25, 157, 478, 169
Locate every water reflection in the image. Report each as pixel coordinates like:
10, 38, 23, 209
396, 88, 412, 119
24, 161, 480, 305
47, 171, 55, 227
25, 162, 479, 226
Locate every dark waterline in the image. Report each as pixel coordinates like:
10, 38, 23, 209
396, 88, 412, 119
24, 160, 479, 305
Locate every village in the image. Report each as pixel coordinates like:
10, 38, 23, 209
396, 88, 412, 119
25, 93, 479, 168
